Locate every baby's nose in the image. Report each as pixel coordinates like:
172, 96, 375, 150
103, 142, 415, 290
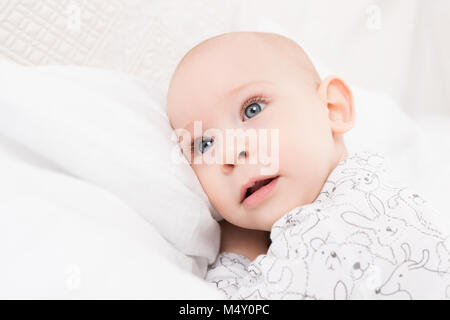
238, 150, 247, 158
221, 149, 248, 175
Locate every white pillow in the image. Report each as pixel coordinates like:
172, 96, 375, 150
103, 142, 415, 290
0, 60, 220, 277
0, 137, 222, 299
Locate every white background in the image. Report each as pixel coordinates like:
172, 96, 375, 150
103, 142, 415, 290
0, 0, 449, 117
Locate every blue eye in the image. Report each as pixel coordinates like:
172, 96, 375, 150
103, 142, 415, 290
192, 137, 214, 155
243, 101, 267, 121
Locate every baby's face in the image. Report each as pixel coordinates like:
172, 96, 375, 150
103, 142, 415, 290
168, 33, 353, 231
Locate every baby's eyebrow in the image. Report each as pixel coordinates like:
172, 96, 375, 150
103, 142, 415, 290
182, 80, 274, 130
226, 80, 273, 97
183, 121, 194, 131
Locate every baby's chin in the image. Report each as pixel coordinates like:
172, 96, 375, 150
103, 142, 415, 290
260, 206, 295, 231
239, 198, 296, 232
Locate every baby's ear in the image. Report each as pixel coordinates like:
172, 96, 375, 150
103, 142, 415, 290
318, 76, 355, 134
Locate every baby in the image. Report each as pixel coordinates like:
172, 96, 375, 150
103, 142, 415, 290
167, 32, 450, 299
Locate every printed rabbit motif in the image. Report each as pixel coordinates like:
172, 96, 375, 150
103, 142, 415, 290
239, 255, 309, 299
341, 193, 446, 267
206, 151, 450, 300
205, 252, 250, 298
270, 207, 319, 259
375, 243, 450, 299
436, 239, 450, 275
388, 188, 443, 236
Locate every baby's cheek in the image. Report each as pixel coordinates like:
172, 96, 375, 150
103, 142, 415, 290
279, 131, 334, 202
280, 111, 335, 168
199, 172, 229, 207
279, 133, 315, 172
193, 167, 216, 198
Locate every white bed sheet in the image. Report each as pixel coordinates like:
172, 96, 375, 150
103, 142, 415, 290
0, 135, 221, 299
0, 64, 448, 299
0, 60, 220, 279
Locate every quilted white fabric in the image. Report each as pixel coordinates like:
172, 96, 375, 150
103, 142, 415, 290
0, 0, 449, 116
0, 0, 240, 95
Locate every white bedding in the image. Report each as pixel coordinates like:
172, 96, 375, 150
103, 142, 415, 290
0, 1, 449, 298
0, 61, 221, 278
0, 135, 221, 299
0, 61, 222, 299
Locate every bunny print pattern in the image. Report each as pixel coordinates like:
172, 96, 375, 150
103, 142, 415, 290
205, 151, 450, 299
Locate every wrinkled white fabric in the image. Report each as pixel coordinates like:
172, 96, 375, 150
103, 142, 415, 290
206, 151, 450, 299
0, 61, 220, 277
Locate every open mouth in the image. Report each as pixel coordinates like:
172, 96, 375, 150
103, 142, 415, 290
240, 175, 280, 206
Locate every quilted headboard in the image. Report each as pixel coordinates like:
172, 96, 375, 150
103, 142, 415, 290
0, 0, 241, 93
1, 0, 449, 116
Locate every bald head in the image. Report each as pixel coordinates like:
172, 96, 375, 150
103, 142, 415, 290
173, 32, 318, 80
164, 32, 354, 231
167, 32, 321, 128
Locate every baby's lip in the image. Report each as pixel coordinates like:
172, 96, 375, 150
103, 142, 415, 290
240, 174, 280, 204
